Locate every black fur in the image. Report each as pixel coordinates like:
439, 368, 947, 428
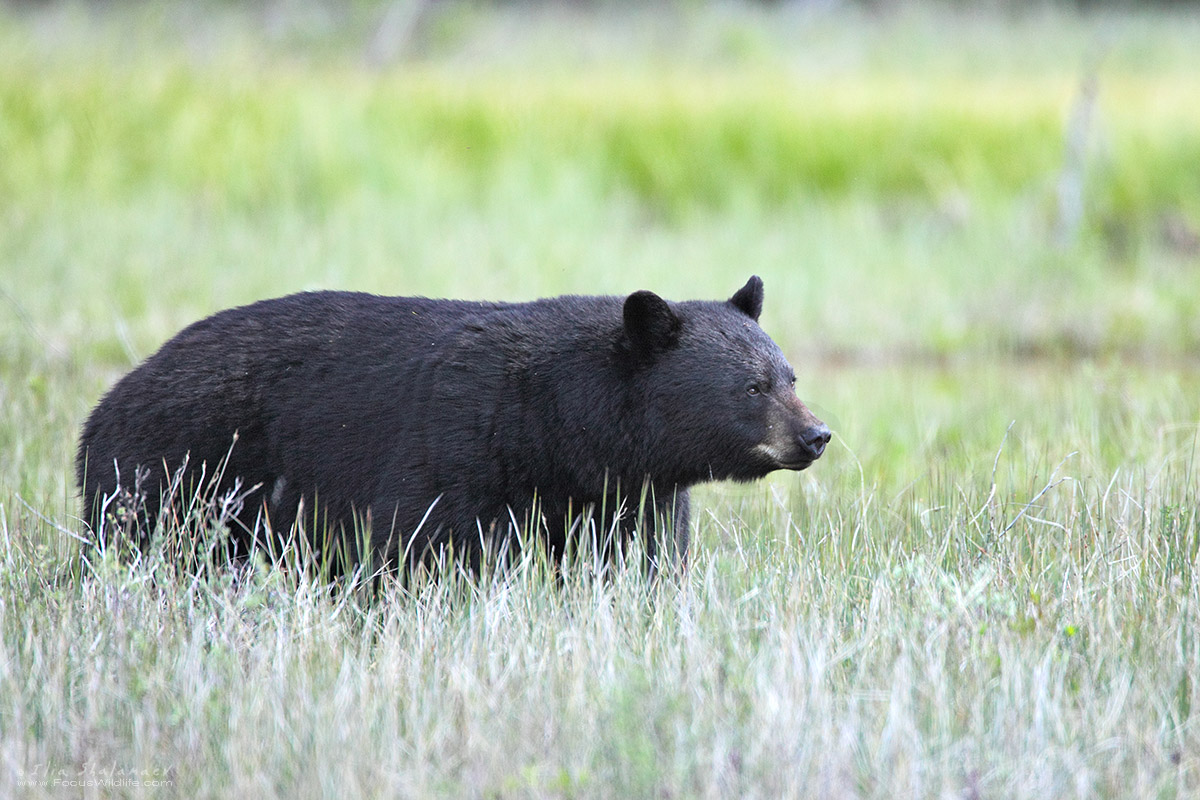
76, 277, 829, 570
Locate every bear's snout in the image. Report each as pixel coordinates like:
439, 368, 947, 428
782, 421, 829, 468
772, 392, 830, 467
799, 423, 832, 459
755, 406, 830, 472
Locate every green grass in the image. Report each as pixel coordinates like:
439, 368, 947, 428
4, 2, 1199, 224
3, 44, 1199, 218
2, 2, 1200, 797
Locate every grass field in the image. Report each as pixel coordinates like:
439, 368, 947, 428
2, 1, 1199, 797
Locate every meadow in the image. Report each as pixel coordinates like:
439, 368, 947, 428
1, 2, 1199, 797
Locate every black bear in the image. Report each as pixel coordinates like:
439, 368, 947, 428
76, 276, 830, 571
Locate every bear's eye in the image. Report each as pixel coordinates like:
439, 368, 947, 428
746, 384, 762, 396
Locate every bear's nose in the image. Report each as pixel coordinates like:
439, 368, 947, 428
802, 424, 832, 457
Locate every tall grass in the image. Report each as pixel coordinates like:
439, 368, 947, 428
5, 363, 1198, 798
4, 365, 1199, 797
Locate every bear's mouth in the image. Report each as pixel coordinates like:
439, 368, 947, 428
754, 442, 819, 472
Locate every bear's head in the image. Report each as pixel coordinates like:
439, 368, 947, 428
622, 276, 831, 485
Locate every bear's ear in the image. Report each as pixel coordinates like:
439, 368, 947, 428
728, 275, 764, 322
623, 290, 680, 355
